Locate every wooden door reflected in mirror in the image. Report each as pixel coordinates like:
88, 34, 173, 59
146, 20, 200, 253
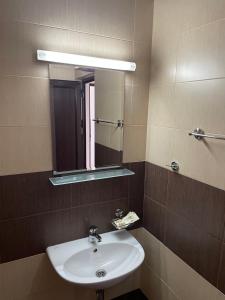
49, 65, 124, 173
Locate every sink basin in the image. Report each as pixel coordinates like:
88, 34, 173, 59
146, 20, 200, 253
47, 230, 145, 289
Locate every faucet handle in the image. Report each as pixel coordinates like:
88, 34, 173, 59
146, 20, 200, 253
89, 225, 98, 235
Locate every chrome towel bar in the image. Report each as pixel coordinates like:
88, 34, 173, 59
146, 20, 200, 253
93, 118, 124, 128
189, 128, 225, 141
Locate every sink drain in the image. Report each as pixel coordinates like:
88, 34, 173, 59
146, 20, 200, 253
96, 269, 107, 278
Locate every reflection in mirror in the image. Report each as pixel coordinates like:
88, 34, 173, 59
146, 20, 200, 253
49, 64, 124, 173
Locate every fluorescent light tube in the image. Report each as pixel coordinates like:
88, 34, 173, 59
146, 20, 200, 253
37, 50, 136, 72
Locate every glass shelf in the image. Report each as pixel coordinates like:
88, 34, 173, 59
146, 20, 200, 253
49, 168, 134, 186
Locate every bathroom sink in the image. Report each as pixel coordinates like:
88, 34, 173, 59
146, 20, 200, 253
47, 230, 144, 289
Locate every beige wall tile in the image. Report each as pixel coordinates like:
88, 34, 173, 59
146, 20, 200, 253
67, 30, 133, 62
129, 84, 149, 126
146, 124, 225, 191
0, 21, 133, 78
0, 0, 152, 173
95, 70, 124, 122
131, 228, 161, 273
171, 128, 225, 191
1, 254, 72, 299
124, 84, 133, 124
49, 64, 76, 81
133, 41, 151, 88
198, 278, 225, 300
175, 79, 225, 133
0, 0, 133, 44
151, 0, 225, 40
150, 0, 181, 87
141, 263, 179, 300
0, 76, 50, 127
207, 0, 225, 25
159, 240, 204, 300
146, 125, 173, 167
20, 0, 69, 29
177, 0, 225, 32
150, 34, 178, 87
134, 0, 154, 43
176, 0, 210, 31
176, 20, 225, 82
123, 125, 146, 162
0, 0, 69, 29
132, 228, 225, 300
146, 0, 225, 191
0, 264, 6, 300
68, 0, 135, 41
149, 78, 225, 133
0, 22, 67, 78
0, 253, 140, 300
125, 84, 149, 126
148, 84, 177, 128
0, 126, 52, 175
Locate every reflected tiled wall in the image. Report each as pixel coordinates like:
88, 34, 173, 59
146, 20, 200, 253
0, 0, 153, 175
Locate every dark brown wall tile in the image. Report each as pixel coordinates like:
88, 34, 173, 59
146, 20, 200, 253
196, 232, 221, 285
0, 162, 144, 263
128, 162, 145, 200
164, 209, 221, 286
128, 162, 145, 220
0, 198, 130, 263
95, 143, 122, 167
218, 244, 225, 293
71, 176, 129, 207
167, 172, 225, 239
145, 162, 168, 204
164, 209, 203, 273
0, 209, 78, 262
144, 162, 225, 292
0, 172, 71, 221
143, 196, 165, 242
78, 198, 129, 236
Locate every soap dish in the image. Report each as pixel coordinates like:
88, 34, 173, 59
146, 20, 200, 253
111, 211, 140, 230
112, 219, 132, 230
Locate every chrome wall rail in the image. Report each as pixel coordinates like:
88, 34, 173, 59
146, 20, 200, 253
189, 128, 225, 141
93, 118, 124, 128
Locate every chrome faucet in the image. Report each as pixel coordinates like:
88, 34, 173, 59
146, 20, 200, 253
88, 225, 102, 243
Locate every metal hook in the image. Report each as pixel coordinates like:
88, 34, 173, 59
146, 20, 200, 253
166, 161, 179, 172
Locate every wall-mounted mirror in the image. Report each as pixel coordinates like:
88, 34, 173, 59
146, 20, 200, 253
49, 64, 124, 173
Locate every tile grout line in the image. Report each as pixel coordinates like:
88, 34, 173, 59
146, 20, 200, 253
0, 197, 129, 224
144, 193, 223, 242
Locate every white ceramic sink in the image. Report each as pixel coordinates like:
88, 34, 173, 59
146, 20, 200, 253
47, 230, 145, 289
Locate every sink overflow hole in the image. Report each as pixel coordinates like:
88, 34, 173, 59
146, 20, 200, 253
96, 269, 106, 278
93, 248, 98, 253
